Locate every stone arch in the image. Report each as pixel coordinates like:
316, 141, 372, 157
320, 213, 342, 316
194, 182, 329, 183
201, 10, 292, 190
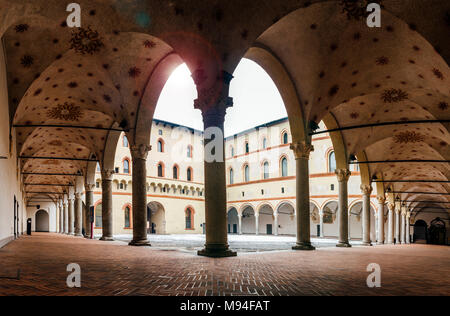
258, 203, 274, 235
35, 209, 49, 232
147, 201, 165, 234
349, 201, 363, 240
241, 204, 256, 235
227, 207, 239, 234
277, 201, 296, 235
322, 200, 339, 238
309, 201, 320, 237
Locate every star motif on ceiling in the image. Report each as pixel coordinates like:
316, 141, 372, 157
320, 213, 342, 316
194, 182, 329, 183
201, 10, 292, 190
47, 103, 83, 121
69, 27, 104, 55
393, 131, 425, 144
381, 88, 408, 103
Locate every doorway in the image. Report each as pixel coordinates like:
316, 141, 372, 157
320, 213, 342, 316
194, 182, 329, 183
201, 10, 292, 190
35, 210, 49, 232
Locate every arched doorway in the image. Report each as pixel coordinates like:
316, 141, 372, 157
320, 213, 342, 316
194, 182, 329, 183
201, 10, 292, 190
322, 201, 338, 238
258, 204, 274, 235
310, 202, 320, 237
349, 202, 363, 240
429, 218, 446, 245
277, 202, 295, 236
227, 208, 239, 234
414, 220, 428, 244
147, 202, 166, 234
241, 206, 256, 234
35, 209, 49, 232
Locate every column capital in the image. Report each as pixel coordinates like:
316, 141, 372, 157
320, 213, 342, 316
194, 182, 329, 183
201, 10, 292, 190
335, 169, 351, 182
130, 144, 152, 160
194, 71, 234, 115
360, 184, 373, 195
290, 142, 314, 160
387, 203, 395, 211
68, 198, 74, 203
75, 192, 82, 199
101, 169, 114, 180
85, 183, 95, 191
377, 196, 386, 204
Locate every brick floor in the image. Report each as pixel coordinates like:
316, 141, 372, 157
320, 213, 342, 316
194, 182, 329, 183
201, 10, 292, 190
0, 233, 449, 296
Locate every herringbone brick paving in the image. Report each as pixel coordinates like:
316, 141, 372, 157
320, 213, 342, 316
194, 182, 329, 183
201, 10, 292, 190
0, 233, 448, 296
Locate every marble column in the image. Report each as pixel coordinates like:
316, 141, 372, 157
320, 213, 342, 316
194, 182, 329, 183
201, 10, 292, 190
406, 211, 411, 244
68, 198, 74, 235
100, 169, 114, 241
255, 213, 259, 235
395, 204, 401, 244
57, 203, 61, 233
238, 214, 242, 235
377, 196, 385, 244
387, 203, 395, 244
274, 212, 279, 236
400, 209, 406, 244
361, 184, 372, 246
336, 168, 352, 248
63, 202, 68, 234
74, 193, 83, 236
196, 72, 236, 257
291, 142, 315, 250
319, 210, 324, 238
84, 184, 95, 238
129, 144, 151, 246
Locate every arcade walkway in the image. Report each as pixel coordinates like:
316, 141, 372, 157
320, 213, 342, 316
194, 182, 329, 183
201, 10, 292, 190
0, 233, 448, 296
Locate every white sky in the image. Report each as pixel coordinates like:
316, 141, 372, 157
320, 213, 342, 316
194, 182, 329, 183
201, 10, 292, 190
153, 58, 287, 137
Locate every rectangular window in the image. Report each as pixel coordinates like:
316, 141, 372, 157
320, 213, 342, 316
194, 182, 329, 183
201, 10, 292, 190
281, 187, 285, 193
331, 184, 335, 191
261, 189, 264, 195
242, 192, 245, 197
158, 130, 163, 135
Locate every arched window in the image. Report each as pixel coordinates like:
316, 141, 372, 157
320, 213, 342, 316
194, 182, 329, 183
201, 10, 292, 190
157, 139, 164, 153
329, 151, 337, 173
173, 165, 179, 179
96, 163, 101, 172
229, 168, 234, 185
263, 162, 269, 179
244, 164, 250, 182
95, 203, 102, 228
187, 145, 193, 158
123, 135, 128, 147
282, 132, 288, 144
245, 142, 249, 154
262, 137, 267, 149
187, 167, 193, 181
281, 157, 288, 177
157, 163, 164, 177
123, 159, 130, 174
185, 208, 193, 229
124, 206, 131, 228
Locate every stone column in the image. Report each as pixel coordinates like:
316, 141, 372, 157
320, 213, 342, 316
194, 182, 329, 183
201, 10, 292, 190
196, 72, 236, 257
291, 142, 315, 250
319, 210, 324, 237
100, 169, 114, 241
63, 202, 68, 234
400, 208, 406, 244
129, 144, 152, 246
68, 198, 74, 235
361, 185, 372, 246
395, 204, 401, 244
74, 193, 83, 236
255, 213, 259, 235
387, 203, 395, 244
377, 196, 385, 244
336, 168, 351, 248
84, 184, 95, 238
238, 213, 242, 235
274, 212, 279, 236
406, 211, 411, 244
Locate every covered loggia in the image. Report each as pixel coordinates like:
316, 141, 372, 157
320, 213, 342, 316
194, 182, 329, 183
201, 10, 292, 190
277, 202, 296, 236
227, 207, 239, 234
310, 202, 320, 237
241, 205, 256, 235
147, 201, 166, 235
348, 202, 363, 240
257, 204, 275, 235
322, 201, 339, 238
35, 209, 49, 232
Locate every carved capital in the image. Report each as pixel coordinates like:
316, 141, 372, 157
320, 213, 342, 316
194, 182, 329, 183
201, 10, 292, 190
290, 142, 314, 160
335, 169, 351, 182
130, 144, 152, 160
75, 192, 82, 199
360, 184, 373, 195
85, 183, 95, 192
101, 169, 114, 180
387, 203, 395, 211
194, 71, 234, 116
377, 196, 386, 204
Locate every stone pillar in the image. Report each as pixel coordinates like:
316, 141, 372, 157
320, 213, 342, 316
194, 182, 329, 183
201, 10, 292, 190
63, 202, 68, 234
274, 212, 279, 236
291, 142, 315, 250
100, 169, 114, 241
400, 209, 406, 244
319, 210, 324, 238
395, 204, 401, 244
74, 193, 83, 236
84, 184, 95, 238
377, 196, 385, 244
361, 185, 372, 246
336, 168, 351, 248
406, 211, 411, 244
387, 203, 395, 244
255, 213, 259, 235
68, 198, 74, 235
238, 214, 242, 235
129, 144, 152, 246
196, 72, 236, 257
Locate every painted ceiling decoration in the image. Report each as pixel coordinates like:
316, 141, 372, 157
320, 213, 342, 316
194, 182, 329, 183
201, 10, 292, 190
339, 0, 382, 21
47, 103, 84, 121
69, 26, 104, 55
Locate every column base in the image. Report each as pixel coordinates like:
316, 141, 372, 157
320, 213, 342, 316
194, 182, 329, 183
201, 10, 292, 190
292, 242, 315, 251
129, 239, 151, 247
377, 242, 384, 245
336, 242, 352, 248
100, 236, 114, 241
197, 244, 237, 258
361, 242, 372, 246
75, 233, 83, 237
